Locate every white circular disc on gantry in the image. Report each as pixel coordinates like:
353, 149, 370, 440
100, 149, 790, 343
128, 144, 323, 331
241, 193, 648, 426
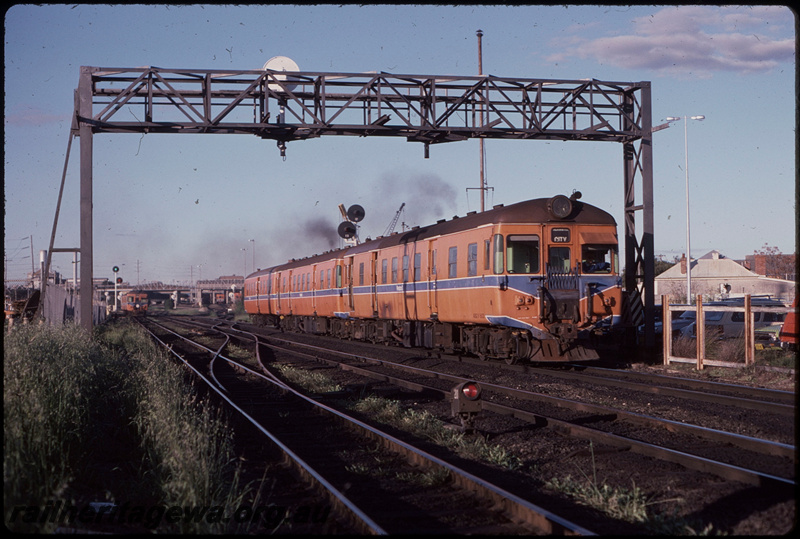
263, 56, 300, 92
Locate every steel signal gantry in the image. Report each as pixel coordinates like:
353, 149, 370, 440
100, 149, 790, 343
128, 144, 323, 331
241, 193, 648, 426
67, 66, 655, 348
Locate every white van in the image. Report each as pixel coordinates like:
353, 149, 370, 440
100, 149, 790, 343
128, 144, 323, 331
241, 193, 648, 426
678, 297, 786, 340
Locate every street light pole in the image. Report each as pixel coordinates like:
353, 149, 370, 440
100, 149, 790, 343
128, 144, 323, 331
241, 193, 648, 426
666, 115, 705, 303
249, 239, 255, 272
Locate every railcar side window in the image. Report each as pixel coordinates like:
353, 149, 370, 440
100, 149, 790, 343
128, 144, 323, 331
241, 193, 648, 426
484, 240, 491, 271
402, 255, 409, 282
335, 266, 342, 288
581, 244, 616, 274
467, 243, 478, 277
392, 257, 398, 283
381, 259, 387, 284
493, 234, 504, 274
414, 253, 421, 282
506, 235, 539, 274
359, 263, 364, 286
448, 247, 458, 278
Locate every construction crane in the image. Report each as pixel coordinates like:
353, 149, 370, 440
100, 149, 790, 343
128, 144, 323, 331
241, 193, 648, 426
383, 203, 405, 236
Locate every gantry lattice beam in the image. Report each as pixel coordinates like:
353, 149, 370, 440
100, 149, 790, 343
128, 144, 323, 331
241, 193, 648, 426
69, 66, 655, 350
78, 66, 649, 144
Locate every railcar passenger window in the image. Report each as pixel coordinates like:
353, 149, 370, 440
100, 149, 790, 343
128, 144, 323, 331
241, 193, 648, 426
448, 247, 458, 278
327, 269, 331, 289
581, 244, 616, 274
484, 240, 491, 271
548, 247, 571, 273
381, 260, 387, 284
335, 266, 342, 288
402, 255, 409, 282
506, 235, 539, 274
414, 253, 421, 281
467, 243, 478, 277
359, 263, 364, 286
392, 257, 398, 283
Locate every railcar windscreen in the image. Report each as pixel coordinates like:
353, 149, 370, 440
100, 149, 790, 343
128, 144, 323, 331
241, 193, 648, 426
506, 235, 540, 274
581, 244, 617, 274
548, 246, 571, 273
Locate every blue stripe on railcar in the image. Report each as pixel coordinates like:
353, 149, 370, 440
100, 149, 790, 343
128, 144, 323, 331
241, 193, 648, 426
247, 274, 620, 305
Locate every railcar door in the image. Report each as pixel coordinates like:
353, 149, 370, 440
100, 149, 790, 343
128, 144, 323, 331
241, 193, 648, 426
544, 225, 580, 322
311, 264, 318, 313
427, 240, 438, 318
370, 251, 378, 316
346, 257, 355, 311
402, 245, 418, 320
264, 273, 272, 314
255, 276, 262, 313
275, 273, 282, 313
284, 270, 290, 314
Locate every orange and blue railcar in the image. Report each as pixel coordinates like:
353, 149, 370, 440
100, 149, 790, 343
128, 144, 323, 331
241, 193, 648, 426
244, 194, 622, 363
120, 291, 149, 316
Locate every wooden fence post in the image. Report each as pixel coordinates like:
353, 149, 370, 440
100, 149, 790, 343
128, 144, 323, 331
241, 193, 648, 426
662, 295, 671, 365
696, 295, 704, 370
744, 294, 754, 365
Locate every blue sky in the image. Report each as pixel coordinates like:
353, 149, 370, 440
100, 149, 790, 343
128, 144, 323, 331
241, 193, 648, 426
4, 4, 796, 285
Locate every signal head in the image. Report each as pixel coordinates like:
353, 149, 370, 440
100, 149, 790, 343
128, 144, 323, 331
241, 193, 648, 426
347, 204, 365, 223
337, 221, 357, 239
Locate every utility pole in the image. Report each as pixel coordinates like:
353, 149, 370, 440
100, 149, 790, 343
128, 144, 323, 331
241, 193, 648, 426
30, 236, 35, 288
477, 29, 486, 213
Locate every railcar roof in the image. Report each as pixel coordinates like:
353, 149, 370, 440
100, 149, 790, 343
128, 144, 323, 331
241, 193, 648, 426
247, 196, 615, 276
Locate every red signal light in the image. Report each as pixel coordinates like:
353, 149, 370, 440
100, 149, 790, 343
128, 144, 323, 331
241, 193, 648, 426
116, 277, 123, 284
460, 382, 481, 400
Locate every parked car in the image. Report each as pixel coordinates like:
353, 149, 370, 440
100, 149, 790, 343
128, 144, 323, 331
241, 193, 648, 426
678, 297, 786, 340
638, 307, 693, 339
754, 323, 784, 350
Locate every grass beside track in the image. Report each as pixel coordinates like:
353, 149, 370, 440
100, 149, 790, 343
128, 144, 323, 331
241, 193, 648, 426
6, 319, 722, 534
4, 320, 260, 533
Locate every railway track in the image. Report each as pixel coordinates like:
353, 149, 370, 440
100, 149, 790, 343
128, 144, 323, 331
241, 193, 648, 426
202, 318, 794, 488
143, 315, 796, 533
138, 317, 594, 535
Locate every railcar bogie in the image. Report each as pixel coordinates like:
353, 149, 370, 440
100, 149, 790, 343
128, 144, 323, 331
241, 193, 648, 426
244, 194, 623, 363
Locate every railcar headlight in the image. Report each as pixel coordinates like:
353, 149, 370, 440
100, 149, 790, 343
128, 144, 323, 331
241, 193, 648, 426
548, 195, 573, 219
